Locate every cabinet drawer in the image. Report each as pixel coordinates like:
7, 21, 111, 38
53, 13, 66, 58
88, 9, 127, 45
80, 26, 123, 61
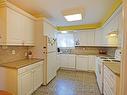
18, 61, 43, 74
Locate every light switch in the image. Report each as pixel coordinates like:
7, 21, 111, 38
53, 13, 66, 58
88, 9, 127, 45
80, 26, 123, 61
12, 50, 16, 55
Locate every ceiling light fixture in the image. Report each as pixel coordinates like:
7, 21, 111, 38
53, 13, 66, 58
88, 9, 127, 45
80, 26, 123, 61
61, 31, 68, 33
64, 14, 82, 22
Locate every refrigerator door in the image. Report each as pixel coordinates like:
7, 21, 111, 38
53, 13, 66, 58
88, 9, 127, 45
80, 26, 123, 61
43, 36, 57, 84
43, 36, 57, 53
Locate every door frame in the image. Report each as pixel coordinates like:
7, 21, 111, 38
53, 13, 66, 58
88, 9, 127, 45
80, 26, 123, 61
120, 1, 127, 95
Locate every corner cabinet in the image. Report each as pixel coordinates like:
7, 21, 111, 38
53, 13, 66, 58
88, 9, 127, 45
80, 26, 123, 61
0, 61, 43, 95
0, 3, 35, 46
18, 61, 43, 95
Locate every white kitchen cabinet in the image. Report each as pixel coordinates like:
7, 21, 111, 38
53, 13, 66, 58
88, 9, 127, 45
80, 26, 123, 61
59, 54, 68, 68
76, 55, 96, 71
68, 54, 76, 68
0, 61, 44, 95
104, 65, 120, 95
23, 16, 35, 45
33, 63, 43, 91
74, 30, 95, 46
43, 19, 57, 38
59, 54, 75, 69
7, 8, 24, 45
56, 54, 60, 70
89, 55, 96, 71
19, 61, 44, 95
0, 3, 35, 46
19, 71, 33, 95
76, 55, 89, 71
94, 29, 103, 46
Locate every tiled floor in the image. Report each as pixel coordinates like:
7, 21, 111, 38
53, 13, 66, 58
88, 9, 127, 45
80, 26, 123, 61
32, 69, 101, 95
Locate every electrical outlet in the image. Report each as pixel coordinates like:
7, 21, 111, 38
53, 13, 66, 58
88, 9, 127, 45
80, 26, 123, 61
83, 48, 86, 50
12, 50, 16, 55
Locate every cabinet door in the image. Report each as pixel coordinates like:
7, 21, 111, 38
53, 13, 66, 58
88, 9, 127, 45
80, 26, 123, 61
57, 55, 60, 70
87, 31, 95, 46
23, 16, 35, 45
60, 54, 68, 68
68, 55, 75, 69
20, 71, 33, 95
76, 55, 89, 71
78, 32, 88, 46
95, 29, 103, 46
74, 31, 95, 46
89, 56, 96, 71
33, 63, 43, 91
7, 8, 24, 45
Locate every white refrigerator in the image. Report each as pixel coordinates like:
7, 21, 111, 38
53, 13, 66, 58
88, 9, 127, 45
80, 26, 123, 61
43, 36, 58, 85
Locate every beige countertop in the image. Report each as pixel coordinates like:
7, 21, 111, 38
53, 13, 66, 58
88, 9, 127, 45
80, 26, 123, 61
103, 62, 120, 76
58, 53, 109, 56
0, 58, 44, 69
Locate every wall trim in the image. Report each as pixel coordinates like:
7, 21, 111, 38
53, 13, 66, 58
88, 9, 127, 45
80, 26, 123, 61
57, 23, 101, 31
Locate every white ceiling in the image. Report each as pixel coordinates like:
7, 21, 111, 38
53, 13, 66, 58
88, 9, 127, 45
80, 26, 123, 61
8, 0, 115, 26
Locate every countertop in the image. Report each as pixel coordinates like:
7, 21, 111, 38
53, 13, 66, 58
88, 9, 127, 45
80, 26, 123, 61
103, 62, 120, 76
0, 58, 44, 69
58, 53, 109, 56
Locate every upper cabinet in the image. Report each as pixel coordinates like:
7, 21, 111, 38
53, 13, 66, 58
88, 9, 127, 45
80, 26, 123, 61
0, 2, 36, 46
74, 30, 95, 46
94, 29, 103, 46
95, 7, 122, 47
43, 19, 57, 38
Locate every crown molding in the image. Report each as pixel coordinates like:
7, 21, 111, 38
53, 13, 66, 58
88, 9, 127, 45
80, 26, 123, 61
0, 0, 37, 20
57, 23, 102, 31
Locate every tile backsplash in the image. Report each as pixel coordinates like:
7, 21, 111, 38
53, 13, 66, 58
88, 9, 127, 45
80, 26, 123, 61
58, 47, 117, 56
0, 46, 28, 64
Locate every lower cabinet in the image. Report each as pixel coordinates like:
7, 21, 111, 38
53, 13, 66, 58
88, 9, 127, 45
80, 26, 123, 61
88, 55, 96, 71
76, 55, 89, 71
59, 54, 75, 69
19, 71, 33, 95
58, 54, 96, 71
0, 61, 43, 95
33, 65, 43, 91
76, 55, 96, 71
18, 61, 43, 95
104, 65, 120, 95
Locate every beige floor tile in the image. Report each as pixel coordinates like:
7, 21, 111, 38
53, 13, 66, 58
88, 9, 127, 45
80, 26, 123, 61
32, 69, 101, 95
